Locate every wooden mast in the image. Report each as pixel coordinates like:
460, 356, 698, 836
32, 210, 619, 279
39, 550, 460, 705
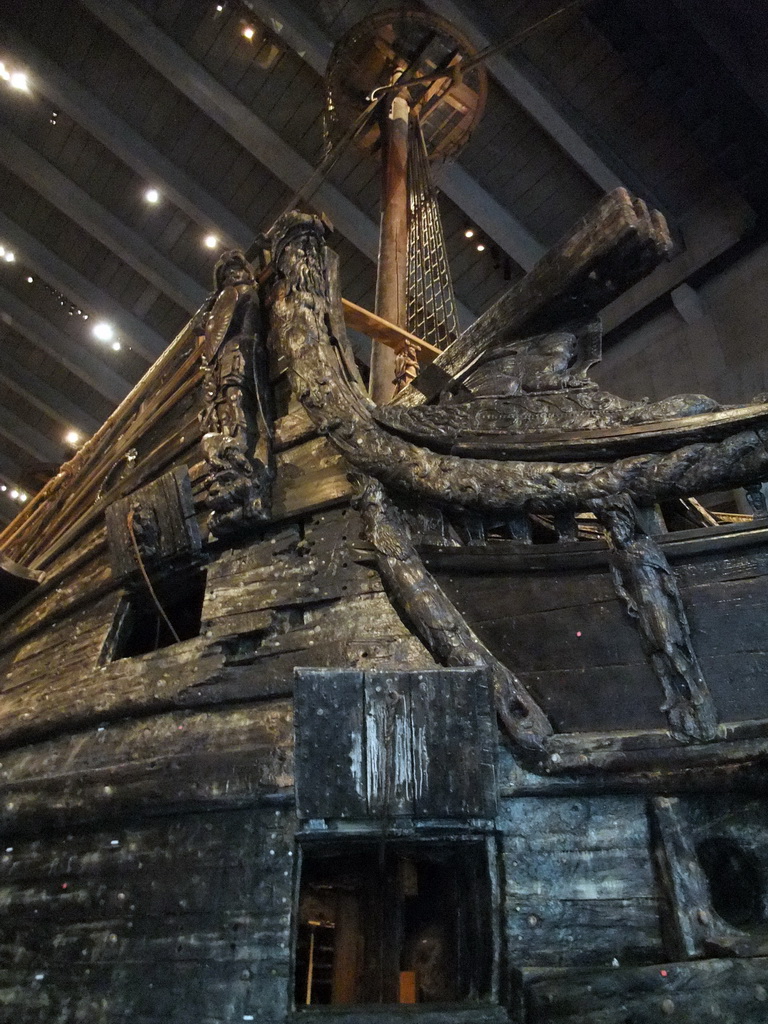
369, 91, 410, 405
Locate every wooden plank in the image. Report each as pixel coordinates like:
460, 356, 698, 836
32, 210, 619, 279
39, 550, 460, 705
271, 435, 353, 519
342, 297, 440, 359
525, 957, 768, 1023
364, 669, 414, 816
294, 669, 366, 820
411, 668, 497, 818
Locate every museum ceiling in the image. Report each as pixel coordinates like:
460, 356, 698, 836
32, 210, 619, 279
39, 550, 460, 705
0, 0, 766, 526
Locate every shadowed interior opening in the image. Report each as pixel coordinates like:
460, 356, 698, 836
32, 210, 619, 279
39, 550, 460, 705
696, 837, 765, 929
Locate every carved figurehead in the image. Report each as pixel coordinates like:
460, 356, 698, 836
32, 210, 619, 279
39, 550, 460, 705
200, 249, 273, 537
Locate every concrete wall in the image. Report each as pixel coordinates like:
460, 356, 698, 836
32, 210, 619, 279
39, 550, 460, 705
595, 241, 768, 407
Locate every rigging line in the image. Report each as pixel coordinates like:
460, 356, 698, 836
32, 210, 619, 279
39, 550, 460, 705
368, 0, 590, 101
265, 95, 380, 236
126, 508, 181, 644
264, 13, 459, 243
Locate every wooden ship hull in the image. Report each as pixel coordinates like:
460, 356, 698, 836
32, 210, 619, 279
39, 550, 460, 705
1, 197, 768, 1024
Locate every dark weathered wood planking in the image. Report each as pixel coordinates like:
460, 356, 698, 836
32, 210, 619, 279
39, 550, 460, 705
500, 796, 662, 968
438, 566, 667, 733
105, 466, 201, 581
524, 958, 768, 1023
0, 700, 293, 833
0, 806, 295, 1023
294, 669, 366, 820
437, 536, 768, 734
295, 668, 496, 820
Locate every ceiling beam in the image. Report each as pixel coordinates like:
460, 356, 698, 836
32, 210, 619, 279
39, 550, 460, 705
246, 0, 545, 270
0, 25, 254, 252
0, 210, 167, 361
0, 450, 26, 485
0, 348, 101, 436
0, 404, 66, 466
0, 283, 130, 405
420, 0, 624, 195
601, 190, 755, 336
81, 0, 380, 262
0, 124, 207, 315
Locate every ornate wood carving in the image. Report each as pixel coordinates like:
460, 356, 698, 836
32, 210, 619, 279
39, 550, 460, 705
396, 187, 673, 406
200, 250, 273, 537
104, 466, 201, 582
268, 212, 768, 517
592, 496, 717, 743
267, 210, 768, 773
356, 477, 552, 762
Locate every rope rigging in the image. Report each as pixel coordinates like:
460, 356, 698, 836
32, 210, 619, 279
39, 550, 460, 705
405, 117, 459, 352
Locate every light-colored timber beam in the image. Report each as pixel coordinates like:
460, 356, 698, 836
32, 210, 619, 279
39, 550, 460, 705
0, 124, 207, 316
0, 25, 253, 252
81, 0, 380, 262
0, 405, 66, 467
0, 351, 101, 437
245, 0, 546, 270
420, 0, 624, 195
342, 298, 440, 360
0, 211, 167, 362
0, 284, 130, 405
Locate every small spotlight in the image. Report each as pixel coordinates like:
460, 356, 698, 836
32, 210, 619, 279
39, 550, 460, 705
19, 493, 27, 502
92, 321, 114, 342
0, 246, 5, 256
476, 242, 486, 252
111, 340, 121, 351
204, 234, 218, 249
242, 25, 255, 40
3, 251, 14, 262
0, 484, 6, 492
464, 228, 475, 239
144, 187, 160, 204
65, 430, 81, 446
10, 490, 18, 500
9, 71, 29, 92
0, 65, 9, 82
216, 3, 224, 9
26, 276, 33, 284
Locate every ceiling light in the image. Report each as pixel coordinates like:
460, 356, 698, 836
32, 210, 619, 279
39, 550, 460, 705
144, 187, 160, 203
242, 25, 255, 40
111, 341, 121, 351
10, 490, 18, 500
9, 71, 29, 92
0, 484, 6, 492
476, 242, 486, 252
464, 228, 475, 238
19, 493, 27, 502
204, 234, 218, 249
26, 276, 33, 283
65, 430, 80, 446
0, 65, 9, 82
3, 251, 14, 262
216, 3, 224, 9
92, 321, 114, 342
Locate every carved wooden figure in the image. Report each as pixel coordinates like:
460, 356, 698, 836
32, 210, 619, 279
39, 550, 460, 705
200, 249, 274, 536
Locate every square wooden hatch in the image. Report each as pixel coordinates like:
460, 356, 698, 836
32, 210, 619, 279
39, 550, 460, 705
293, 667, 497, 821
